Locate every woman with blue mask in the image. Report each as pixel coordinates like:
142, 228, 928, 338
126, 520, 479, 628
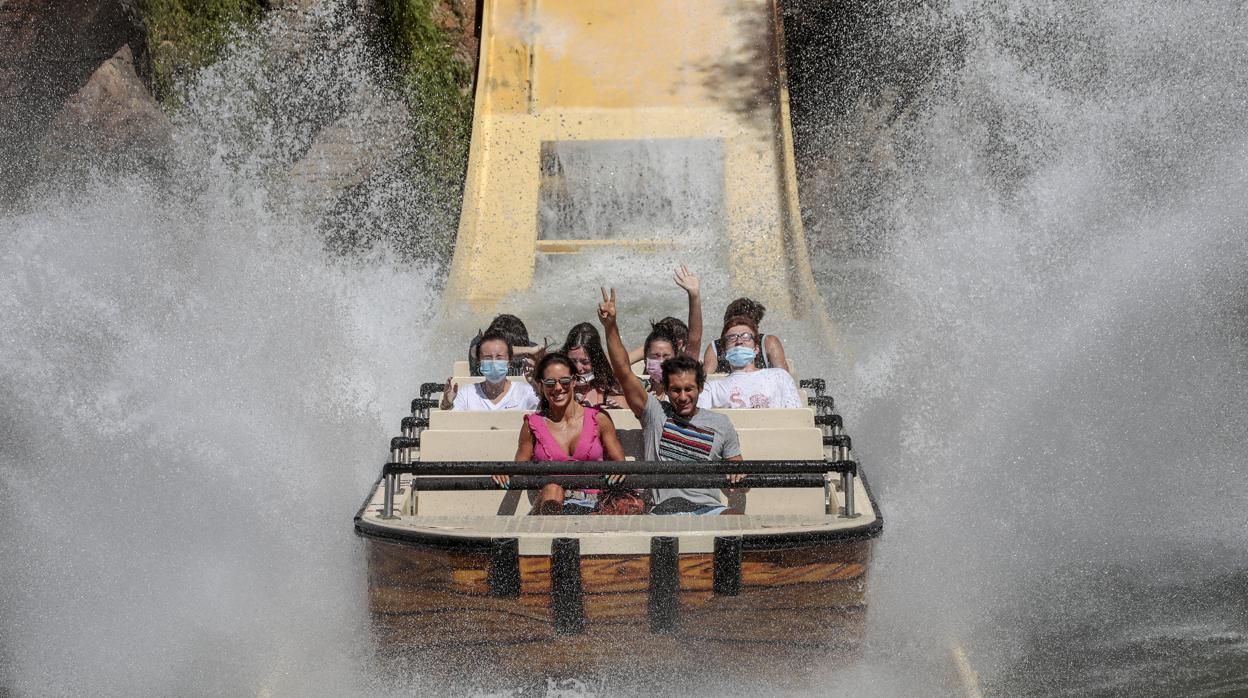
441, 330, 539, 411
696, 316, 801, 410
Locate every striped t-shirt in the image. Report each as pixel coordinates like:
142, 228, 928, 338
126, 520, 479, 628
642, 394, 742, 507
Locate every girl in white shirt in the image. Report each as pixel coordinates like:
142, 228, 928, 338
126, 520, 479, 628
697, 316, 800, 409
442, 330, 539, 411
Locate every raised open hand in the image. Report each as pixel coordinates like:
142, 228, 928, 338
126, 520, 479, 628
440, 376, 458, 409
673, 265, 700, 296
597, 287, 617, 327
525, 340, 549, 377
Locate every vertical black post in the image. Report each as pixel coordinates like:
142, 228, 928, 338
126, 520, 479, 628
488, 538, 520, 598
713, 536, 742, 596
550, 537, 584, 634
648, 536, 680, 633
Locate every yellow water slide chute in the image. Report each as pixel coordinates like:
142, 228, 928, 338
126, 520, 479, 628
446, 0, 833, 338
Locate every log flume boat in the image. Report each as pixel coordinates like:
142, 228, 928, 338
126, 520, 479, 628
353, 0, 883, 680
355, 368, 882, 676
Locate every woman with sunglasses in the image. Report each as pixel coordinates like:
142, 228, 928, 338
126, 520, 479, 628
496, 353, 627, 514
696, 316, 801, 409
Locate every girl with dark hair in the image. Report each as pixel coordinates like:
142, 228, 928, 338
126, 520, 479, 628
640, 325, 678, 398
498, 352, 627, 515
560, 322, 624, 409
703, 297, 790, 373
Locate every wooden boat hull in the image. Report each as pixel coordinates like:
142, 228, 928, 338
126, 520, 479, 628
365, 533, 874, 676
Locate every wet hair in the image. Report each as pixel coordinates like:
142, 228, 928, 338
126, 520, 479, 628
487, 314, 531, 346
475, 329, 514, 360
723, 298, 765, 326
651, 316, 688, 350
661, 355, 705, 388
643, 325, 679, 358
721, 315, 760, 342
534, 352, 576, 414
561, 322, 619, 393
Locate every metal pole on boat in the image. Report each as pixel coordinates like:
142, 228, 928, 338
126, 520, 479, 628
381, 474, 398, 519
824, 474, 835, 515
841, 469, 856, 518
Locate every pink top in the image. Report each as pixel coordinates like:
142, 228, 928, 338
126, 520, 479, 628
527, 406, 604, 462
527, 406, 604, 497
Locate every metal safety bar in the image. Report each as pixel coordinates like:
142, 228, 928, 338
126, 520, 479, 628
420, 382, 444, 398
410, 398, 438, 414
377, 459, 859, 519
389, 473, 829, 491
798, 378, 825, 396
382, 459, 857, 477
807, 395, 835, 414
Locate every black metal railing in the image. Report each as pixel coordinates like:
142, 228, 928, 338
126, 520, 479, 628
375, 459, 858, 520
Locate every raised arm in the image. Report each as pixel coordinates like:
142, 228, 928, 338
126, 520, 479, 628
674, 265, 702, 359
627, 345, 645, 365
765, 334, 790, 372
702, 343, 718, 372
598, 287, 649, 418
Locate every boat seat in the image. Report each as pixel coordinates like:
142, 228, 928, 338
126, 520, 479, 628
429, 407, 816, 431
413, 426, 826, 516
420, 426, 823, 461
429, 375, 806, 405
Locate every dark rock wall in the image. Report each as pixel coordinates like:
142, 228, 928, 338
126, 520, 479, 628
0, 0, 159, 199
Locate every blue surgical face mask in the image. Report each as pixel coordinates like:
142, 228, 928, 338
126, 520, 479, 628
479, 359, 509, 383
724, 346, 756, 369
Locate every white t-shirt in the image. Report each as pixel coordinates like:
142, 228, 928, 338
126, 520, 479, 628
451, 381, 539, 411
697, 368, 801, 409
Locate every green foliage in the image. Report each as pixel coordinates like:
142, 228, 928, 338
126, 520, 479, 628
378, 0, 474, 171
374, 0, 476, 262
139, 0, 267, 103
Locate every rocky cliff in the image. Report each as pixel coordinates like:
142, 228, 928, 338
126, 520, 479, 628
0, 0, 169, 200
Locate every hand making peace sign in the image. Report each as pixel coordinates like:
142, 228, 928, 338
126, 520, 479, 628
597, 286, 617, 328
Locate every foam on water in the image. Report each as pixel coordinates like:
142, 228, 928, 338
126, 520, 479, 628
805, 0, 1248, 693
0, 6, 441, 695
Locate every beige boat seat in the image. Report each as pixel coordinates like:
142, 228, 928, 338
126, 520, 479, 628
413, 425, 825, 516
420, 426, 822, 461
429, 407, 816, 432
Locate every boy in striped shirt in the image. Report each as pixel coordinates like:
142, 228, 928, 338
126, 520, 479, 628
599, 287, 744, 514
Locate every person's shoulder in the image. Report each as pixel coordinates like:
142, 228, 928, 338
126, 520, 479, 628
513, 380, 537, 396
694, 406, 734, 428
513, 381, 539, 407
